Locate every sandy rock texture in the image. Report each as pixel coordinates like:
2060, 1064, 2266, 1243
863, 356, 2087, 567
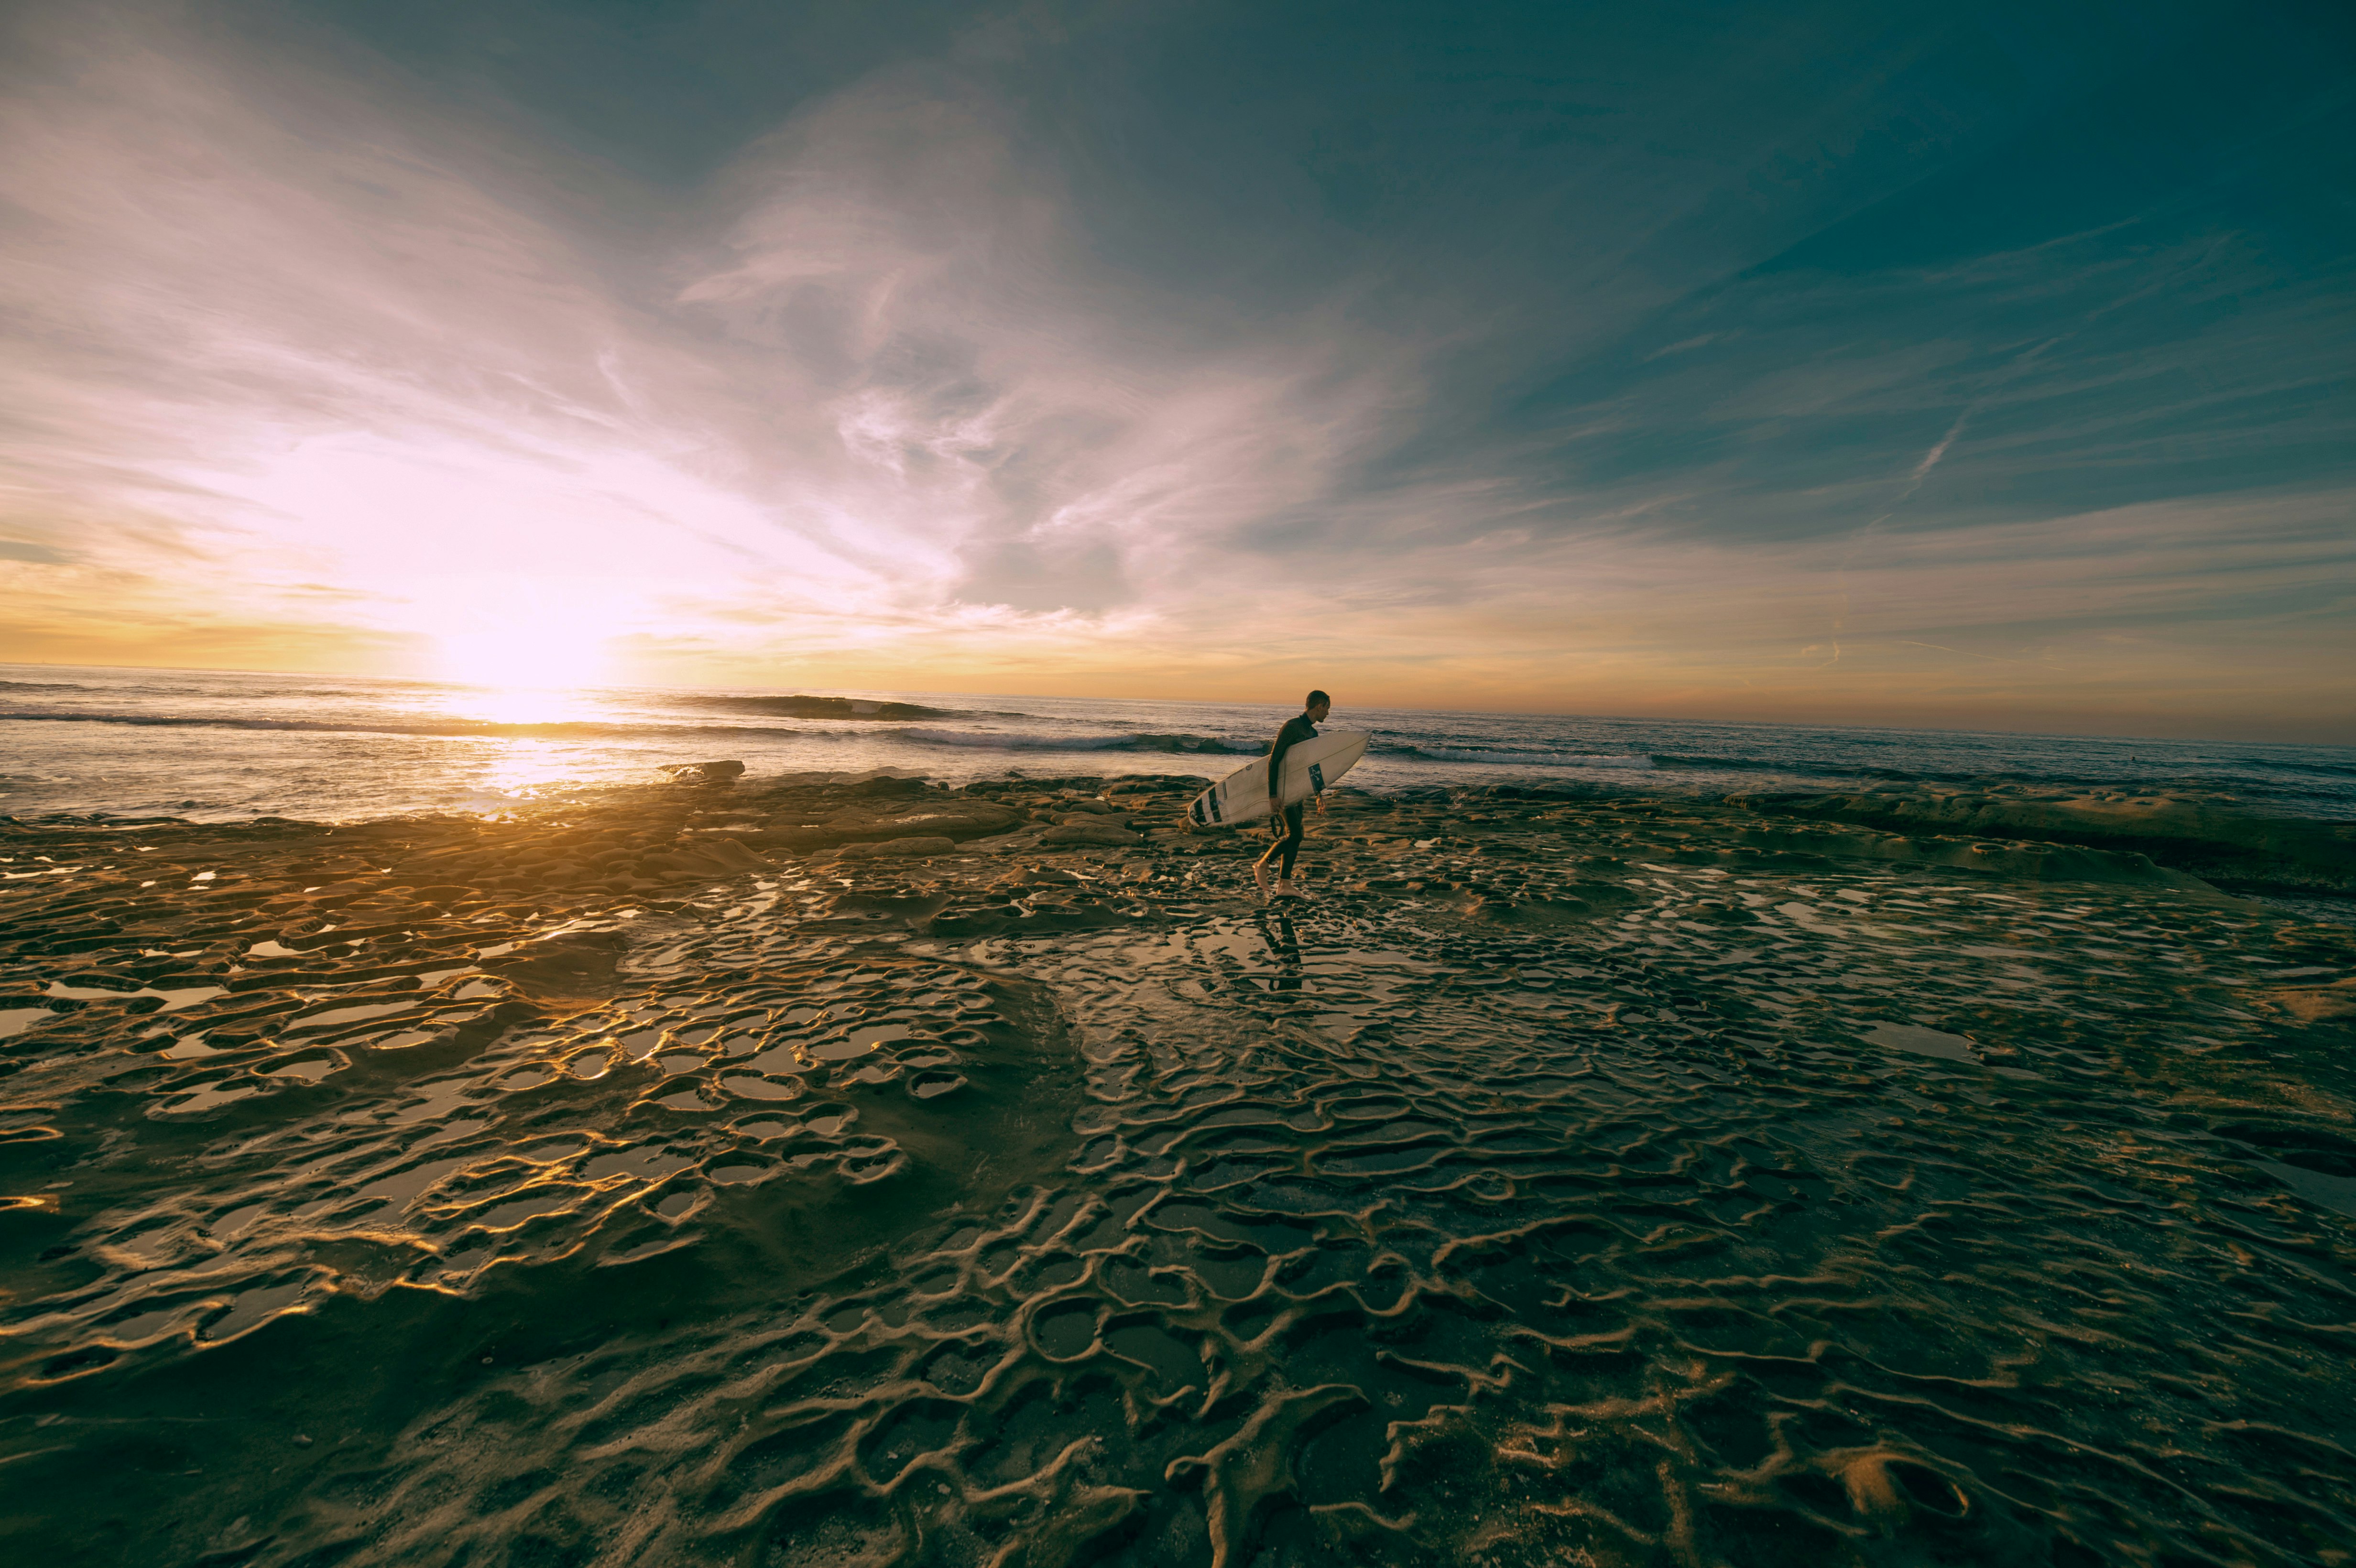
1734, 784, 2356, 896
2, 769, 2353, 1568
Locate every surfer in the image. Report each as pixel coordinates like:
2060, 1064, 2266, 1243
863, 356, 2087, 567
1254, 690, 1331, 900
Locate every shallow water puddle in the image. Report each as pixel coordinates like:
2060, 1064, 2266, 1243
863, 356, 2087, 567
1861, 1019, 1980, 1061
42, 980, 226, 1010
284, 999, 418, 1034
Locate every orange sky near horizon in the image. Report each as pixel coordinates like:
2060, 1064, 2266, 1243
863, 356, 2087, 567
3, 616, 2347, 747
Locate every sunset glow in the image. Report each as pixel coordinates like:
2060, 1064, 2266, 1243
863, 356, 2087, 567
427, 596, 616, 696
0, 1, 2348, 739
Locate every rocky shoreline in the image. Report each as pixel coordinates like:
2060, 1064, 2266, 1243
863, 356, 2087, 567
1728, 783, 2356, 901
3, 768, 2354, 1566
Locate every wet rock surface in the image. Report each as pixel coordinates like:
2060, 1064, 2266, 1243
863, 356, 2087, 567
1733, 784, 2356, 900
1, 776, 2353, 1565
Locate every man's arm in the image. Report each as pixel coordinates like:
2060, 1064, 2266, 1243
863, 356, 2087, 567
1265, 718, 1301, 816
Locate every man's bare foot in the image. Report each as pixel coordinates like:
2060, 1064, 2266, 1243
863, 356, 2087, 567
1253, 861, 1271, 898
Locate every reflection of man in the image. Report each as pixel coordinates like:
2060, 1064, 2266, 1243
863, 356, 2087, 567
1254, 690, 1331, 902
1257, 910, 1304, 990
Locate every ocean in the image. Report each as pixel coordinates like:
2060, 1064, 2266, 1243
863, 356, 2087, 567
5, 663, 2352, 824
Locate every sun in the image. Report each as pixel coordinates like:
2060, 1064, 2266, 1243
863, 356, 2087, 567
431, 592, 614, 688
437, 626, 607, 691
415, 582, 622, 722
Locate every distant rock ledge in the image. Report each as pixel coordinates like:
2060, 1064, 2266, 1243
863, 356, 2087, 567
657, 761, 747, 784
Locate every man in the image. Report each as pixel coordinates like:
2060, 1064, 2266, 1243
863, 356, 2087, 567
1254, 689, 1331, 901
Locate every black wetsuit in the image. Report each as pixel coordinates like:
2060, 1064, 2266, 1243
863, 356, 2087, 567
1264, 713, 1319, 878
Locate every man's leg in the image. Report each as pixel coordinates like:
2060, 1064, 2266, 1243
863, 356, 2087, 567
1253, 808, 1283, 896
1277, 803, 1306, 884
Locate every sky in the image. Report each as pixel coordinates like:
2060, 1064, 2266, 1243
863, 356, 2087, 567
0, 0, 2350, 740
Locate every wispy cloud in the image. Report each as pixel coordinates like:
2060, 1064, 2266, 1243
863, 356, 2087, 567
1908, 408, 1971, 486
0, 8, 1428, 684
0, 0, 2348, 739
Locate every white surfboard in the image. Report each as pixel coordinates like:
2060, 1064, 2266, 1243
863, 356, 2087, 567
1186, 729, 1370, 828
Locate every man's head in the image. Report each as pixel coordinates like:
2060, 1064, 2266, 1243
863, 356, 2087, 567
1305, 689, 1331, 722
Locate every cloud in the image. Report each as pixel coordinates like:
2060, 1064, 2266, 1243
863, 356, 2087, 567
0, 5, 1427, 682
1908, 409, 1971, 485
669, 58, 1435, 620
0, 0, 2347, 740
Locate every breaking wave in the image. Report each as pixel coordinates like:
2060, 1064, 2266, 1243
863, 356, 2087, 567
670, 693, 986, 722
896, 728, 1260, 755
1401, 745, 1657, 768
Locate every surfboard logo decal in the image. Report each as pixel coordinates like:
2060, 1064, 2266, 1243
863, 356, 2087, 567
1206, 791, 1223, 823
1309, 762, 1325, 793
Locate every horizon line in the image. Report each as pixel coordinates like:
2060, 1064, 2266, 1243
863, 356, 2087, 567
5, 655, 2352, 753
